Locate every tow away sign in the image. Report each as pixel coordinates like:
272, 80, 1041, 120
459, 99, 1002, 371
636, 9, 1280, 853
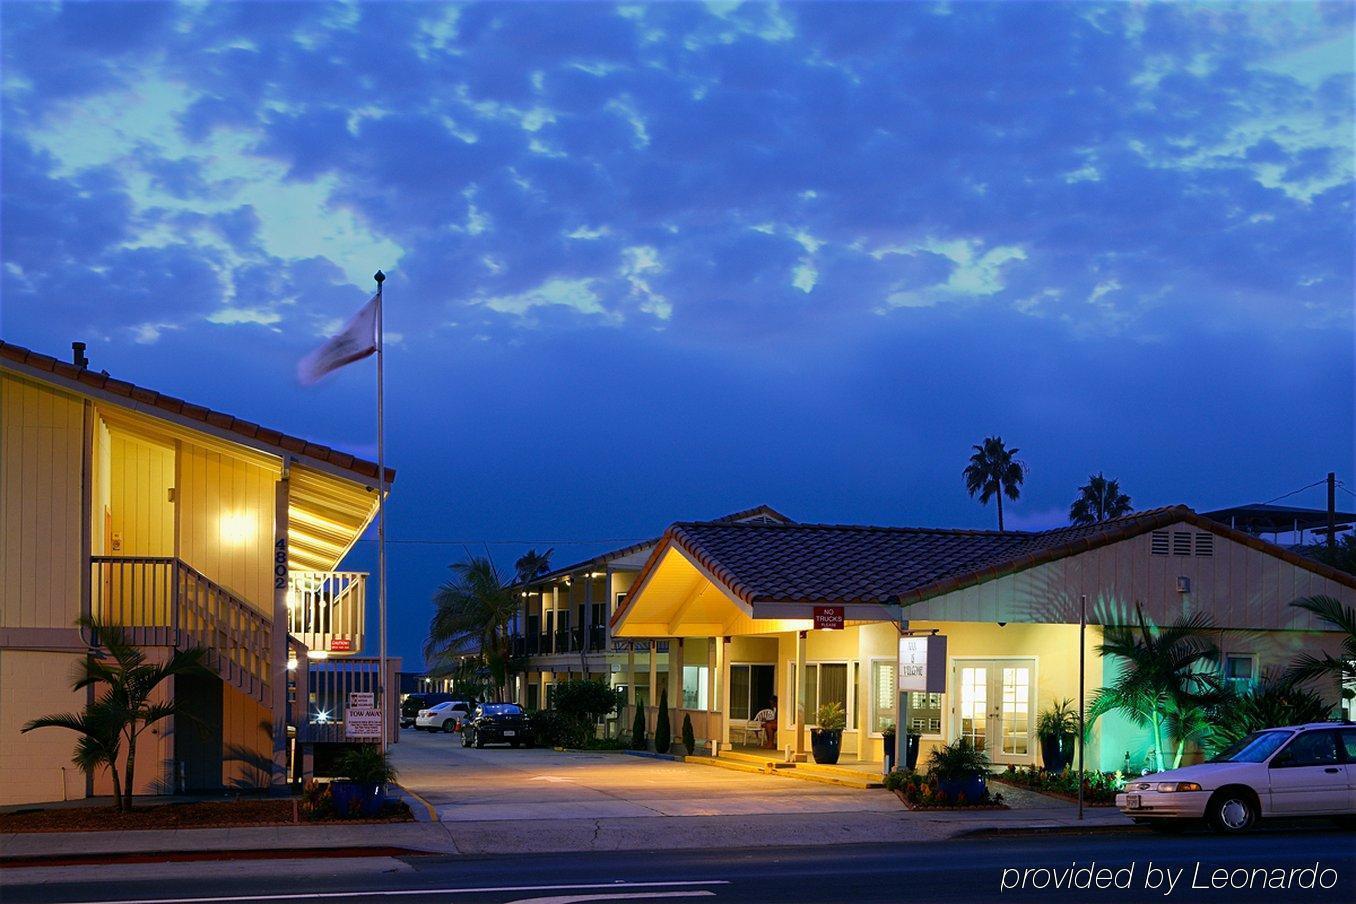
345, 707, 382, 739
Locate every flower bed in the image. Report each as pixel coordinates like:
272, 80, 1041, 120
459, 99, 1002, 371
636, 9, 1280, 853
883, 768, 1007, 810
0, 797, 412, 834
991, 766, 1122, 806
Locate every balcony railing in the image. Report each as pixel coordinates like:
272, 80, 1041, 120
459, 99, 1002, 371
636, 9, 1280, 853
288, 571, 366, 655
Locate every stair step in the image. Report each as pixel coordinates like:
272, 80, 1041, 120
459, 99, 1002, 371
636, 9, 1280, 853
780, 762, 884, 789
718, 750, 794, 769
684, 755, 769, 775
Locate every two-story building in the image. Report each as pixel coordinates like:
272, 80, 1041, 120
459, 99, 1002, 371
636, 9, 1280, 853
1, 341, 395, 806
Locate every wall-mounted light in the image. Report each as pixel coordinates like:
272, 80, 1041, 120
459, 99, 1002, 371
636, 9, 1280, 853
287, 657, 298, 671
219, 512, 255, 546
1176, 576, 1191, 594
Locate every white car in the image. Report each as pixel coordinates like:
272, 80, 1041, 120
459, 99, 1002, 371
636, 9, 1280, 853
1116, 723, 1356, 833
414, 700, 472, 732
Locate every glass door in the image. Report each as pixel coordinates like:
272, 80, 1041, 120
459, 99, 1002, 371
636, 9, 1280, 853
955, 664, 988, 752
950, 659, 1036, 766
993, 663, 1034, 765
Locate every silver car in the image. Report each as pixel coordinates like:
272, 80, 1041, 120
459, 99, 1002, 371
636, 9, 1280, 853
1116, 723, 1356, 833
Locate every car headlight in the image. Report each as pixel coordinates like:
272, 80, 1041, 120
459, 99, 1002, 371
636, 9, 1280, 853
1156, 782, 1202, 793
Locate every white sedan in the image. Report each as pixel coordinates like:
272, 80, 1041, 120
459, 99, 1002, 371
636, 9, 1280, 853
414, 700, 471, 732
1116, 722, 1356, 833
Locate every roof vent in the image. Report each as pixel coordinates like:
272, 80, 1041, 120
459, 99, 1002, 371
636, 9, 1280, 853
72, 341, 89, 369
1194, 533, 1213, 557
1172, 531, 1192, 556
1151, 531, 1170, 555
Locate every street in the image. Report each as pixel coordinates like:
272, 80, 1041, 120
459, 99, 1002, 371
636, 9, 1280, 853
4, 828, 1353, 904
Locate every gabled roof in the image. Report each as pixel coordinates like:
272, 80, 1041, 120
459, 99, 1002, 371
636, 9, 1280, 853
613, 505, 1356, 625
1, 340, 392, 485
519, 504, 792, 587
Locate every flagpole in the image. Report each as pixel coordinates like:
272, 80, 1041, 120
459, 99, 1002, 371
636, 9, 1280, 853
374, 269, 388, 752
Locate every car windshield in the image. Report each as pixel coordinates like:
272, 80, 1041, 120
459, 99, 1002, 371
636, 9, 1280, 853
1208, 729, 1292, 763
481, 704, 522, 715
429, 702, 451, 711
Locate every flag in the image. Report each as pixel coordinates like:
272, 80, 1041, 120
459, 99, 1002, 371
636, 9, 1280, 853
297, 293, 379, 385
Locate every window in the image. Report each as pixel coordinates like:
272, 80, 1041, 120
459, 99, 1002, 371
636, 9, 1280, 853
682, 665, 709, 710
790, 661, 851, 725
730, 664, 775, 721
1274, 731, 1340, 767
870, 660, 896, 733
1223, 654, 1257, 687
908, 692, 944, 736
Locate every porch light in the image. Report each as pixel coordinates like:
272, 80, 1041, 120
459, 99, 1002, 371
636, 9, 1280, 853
306, 650, 329, 660
287, 657, 298, 671
219, 511, 255, 546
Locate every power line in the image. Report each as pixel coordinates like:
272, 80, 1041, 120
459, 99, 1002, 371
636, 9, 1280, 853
1261, 478, 1329, 506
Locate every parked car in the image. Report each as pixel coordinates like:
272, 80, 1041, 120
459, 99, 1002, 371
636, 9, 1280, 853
401, 693, 454, 728
415, 700, 472, 732
461, 703, 532, 748
1116, 723, 1356, 834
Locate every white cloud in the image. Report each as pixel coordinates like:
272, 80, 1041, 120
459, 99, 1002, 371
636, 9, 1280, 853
207, 306, 283, 326
877, 237, 1028, 308
481, 277, 608, 319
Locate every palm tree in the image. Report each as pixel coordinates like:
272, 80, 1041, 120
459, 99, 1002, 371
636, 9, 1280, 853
426, 556, 520, 701
1069, 472, 1133, 525
514, 548, 554, 585
1285, 594, 1356, 708
22, 698, 125, 809
1088, 604, 1220, 773
963, 436, 1026, 531
24, 618, 209, 810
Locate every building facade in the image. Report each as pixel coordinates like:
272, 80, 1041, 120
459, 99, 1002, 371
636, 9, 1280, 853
0, 342, 395, 805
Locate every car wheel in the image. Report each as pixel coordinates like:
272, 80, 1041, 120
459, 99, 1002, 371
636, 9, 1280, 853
1206, 790, 1258, 834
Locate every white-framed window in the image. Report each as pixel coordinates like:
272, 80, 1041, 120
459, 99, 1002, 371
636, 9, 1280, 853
788, 660, 853, 726
908, 692, 945, 737
1222, 653, 1258, 688
869, 658, 896, 734
682, 665, 709, 710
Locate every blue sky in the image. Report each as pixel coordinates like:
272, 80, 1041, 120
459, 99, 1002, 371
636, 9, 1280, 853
2, 2, 1353, 668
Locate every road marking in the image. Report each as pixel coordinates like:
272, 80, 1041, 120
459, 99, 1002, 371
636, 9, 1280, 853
506, 893, 715, 904
55, 880, 730, 904
528, 776, 576, 783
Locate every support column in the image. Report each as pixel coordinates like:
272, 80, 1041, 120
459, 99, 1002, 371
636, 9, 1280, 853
673, 638, 685, 712
795, 629, 808, 760
895, 620, 910, 772
551, 585, 560, 653
270, 471, 291, 795
648, 640, 658, 708
718, 636, 731, 748
626, 642, 636, 710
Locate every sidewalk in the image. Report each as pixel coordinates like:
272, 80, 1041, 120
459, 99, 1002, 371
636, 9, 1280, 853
0, 804, 1134, 864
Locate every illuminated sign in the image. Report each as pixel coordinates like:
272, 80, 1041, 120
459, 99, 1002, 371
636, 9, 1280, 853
898, 635, 947, 693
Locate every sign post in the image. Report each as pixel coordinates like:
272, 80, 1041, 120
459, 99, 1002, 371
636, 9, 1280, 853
896, 633, 947, 773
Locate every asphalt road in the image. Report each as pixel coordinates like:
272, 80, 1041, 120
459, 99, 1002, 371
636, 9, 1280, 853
4, 828, 1353, 904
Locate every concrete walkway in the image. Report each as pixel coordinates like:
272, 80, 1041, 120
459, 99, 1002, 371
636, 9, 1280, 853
1, 733, 1133, 862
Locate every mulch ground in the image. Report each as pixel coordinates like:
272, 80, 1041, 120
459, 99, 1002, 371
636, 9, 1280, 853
988, 776, 1116, 807
0, 799, 413, 834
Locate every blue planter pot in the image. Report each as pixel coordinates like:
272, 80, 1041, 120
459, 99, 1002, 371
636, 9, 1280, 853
810, 728, 842, 765
330, 781, 387, 818
937, 774, 986, 804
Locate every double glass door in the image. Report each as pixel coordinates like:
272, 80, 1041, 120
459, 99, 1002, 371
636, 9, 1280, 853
952, 659, 1036, 766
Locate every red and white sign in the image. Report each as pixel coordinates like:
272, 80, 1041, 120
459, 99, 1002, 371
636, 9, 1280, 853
330, 637, 353, 653
813, 606, 845, 630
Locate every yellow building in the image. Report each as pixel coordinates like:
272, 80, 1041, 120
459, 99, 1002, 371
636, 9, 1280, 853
611, 508, 1356, 772
0, 341, 392, 805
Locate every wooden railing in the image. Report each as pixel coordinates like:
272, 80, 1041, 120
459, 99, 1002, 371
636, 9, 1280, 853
90, 556, 272, 705
302, 656, 400, 744
287, 570, 366, 655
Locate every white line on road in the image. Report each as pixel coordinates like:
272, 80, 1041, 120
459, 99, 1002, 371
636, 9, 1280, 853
506, 892, 715, 904
54, 880, 730, 904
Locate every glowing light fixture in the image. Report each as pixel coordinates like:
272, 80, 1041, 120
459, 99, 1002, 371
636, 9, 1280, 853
219, 512, 255, 546
287, 657, 298, 671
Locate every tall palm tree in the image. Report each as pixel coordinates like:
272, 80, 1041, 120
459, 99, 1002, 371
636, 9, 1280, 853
963, 436, 1026, 531
24, 618, 209, 810
1069, 472, 1133, 525
1088, 604, 1220, 773
1285, 594, 1356, 708
514, 548, 554, 585
426, 556, 520, 701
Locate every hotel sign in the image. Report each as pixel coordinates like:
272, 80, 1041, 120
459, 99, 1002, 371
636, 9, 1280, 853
813, 606, 845, 630
898, 635, 947, 693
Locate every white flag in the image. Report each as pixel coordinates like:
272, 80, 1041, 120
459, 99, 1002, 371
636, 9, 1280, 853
297, 294, 379, 385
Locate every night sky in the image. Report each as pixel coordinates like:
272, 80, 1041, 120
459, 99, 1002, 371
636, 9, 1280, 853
2, 2, 1352, 670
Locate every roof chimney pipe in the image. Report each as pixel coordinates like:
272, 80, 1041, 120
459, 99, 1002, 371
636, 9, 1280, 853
72, 341, 89, 369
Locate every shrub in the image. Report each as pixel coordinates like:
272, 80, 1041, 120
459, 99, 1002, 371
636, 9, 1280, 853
529, 709, 589, 748
552, 679, 622, 725
336, 745, 397, 786
1204, 675, 1334, 756
814, 701, 847, 731
887, 766, 1003, 808
681, 713, 696, 755
630, 703, 647, 751
927, 737, 989, 781
1036, 699, 1077, 739
300, 779, 333, 820
654, 688, 671, 754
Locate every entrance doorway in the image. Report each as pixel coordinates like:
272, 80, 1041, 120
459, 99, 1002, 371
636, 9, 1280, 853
951, 659, 1036, 766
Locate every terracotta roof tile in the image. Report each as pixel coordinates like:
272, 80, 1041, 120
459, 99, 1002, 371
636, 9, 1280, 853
1, 340, 393, 484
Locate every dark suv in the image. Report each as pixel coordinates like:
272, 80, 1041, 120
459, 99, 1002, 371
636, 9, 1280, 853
461, 703, 532, 748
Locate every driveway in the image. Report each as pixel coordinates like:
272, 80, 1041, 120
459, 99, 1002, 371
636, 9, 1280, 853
392, 729, 900, 823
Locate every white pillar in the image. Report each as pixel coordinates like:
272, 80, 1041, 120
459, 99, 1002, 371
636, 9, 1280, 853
673, 638, 685, 712
895, 620, 910, 772
718, 636, 731, 748
795, 629, 808, 759
648, 641, 658, 709
626, 642, 637, 708
270, 473, 290, 794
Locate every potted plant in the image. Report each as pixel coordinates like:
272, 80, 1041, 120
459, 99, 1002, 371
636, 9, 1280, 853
881, 720, 896, 772
810, 702, 846, 765
1037, 698, 1077, 772
331, 745, 398, 818
927, 737, 989, 803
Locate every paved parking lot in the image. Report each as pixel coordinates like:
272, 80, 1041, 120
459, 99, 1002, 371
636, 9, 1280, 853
393, 728, 900, 823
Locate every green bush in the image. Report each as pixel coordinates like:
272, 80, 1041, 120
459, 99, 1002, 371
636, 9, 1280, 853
654, 688, 671, 754
681, 713, 696, 755
927, 737, 989, 781
885, 767, 1003, 808
1204, 676, 1333, 756
630, 703, 647, 750
528, 709, 589, 748
997, 766, 1123, 805
552, 679, 622, 724
336, 745, 398, 785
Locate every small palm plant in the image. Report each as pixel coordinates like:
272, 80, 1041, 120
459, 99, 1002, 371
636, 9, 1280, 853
23, 618, 209, 811
1284, 595, 1356, 709
1069, 473, 1133, 525
1088, 604, 1220, 773
963, 436, 1026, 531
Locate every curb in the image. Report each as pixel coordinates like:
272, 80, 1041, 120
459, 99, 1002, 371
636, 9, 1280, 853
621, 750, 686, 762
0, 846, 432, 870
394, 784, 439, 822
952, 823, 1145, 838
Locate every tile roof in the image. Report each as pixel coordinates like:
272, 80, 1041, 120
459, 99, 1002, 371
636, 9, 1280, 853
629, 505, 1356, 612
1, 340, 392, 484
